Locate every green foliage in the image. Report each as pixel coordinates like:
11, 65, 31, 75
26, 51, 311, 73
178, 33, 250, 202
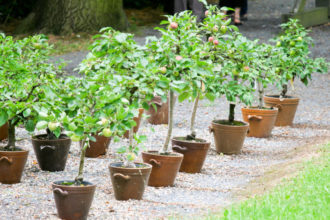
215, 143, 330, 220
0, 34, 59, 146
271, 19, 329, 95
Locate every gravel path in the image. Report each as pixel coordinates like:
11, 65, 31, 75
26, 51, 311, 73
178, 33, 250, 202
1, 0, 329, 219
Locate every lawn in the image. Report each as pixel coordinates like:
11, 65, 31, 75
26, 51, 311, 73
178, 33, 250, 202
208, 143, 330, 220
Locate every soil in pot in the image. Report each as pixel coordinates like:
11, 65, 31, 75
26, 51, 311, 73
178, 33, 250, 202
264, 95, 300, 126
52, 180, 96, 220
146, 96, 169, 125
109, 162, 152, 200
32, 134, 71, 172
123, 108, 144, 138
142, 151, 183, 187
82, 135, 111, 158
241, 107, 278, 138
172, 137, 210, 173
0, 122, 8, 141
210, 120, 249, 154
0, 147, 29, 184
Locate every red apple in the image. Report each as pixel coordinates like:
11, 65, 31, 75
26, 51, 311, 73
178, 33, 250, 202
208, 36, 214, 43
213, 40, 219, 45
205, 10, 209, 17
243, 66, 250, 72
170, 22, 178, 29
175, 55, 183, 61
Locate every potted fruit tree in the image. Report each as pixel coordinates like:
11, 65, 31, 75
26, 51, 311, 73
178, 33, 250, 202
51, 71, 137, 218
80, 28, 161, 200
265, 19, 328, 126
0, 34, 57, 184
241, 42, 279, 138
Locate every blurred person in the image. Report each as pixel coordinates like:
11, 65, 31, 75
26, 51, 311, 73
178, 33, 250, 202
174, 0, 204, 22
219, 0, 244, 25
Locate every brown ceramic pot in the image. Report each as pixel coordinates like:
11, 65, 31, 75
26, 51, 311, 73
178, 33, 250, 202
146, 96, 169, 125
171, 137, 210, 173
0, 122, 8, 141
52, 181, 96, 220
124, 108, 144, 138
109, 162, 152, 200
241, 107, 278, 138
142, 151, 183, 187
32, 134, 71, 171
264, 95, 300, 126
0, 149, 29, 184
210, 120, 249, 154
82, 135, 111, 158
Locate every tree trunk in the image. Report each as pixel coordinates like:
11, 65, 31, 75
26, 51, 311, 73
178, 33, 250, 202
16, 0, 128, 34
6, 120, 16, 149
162, 91, 174, 153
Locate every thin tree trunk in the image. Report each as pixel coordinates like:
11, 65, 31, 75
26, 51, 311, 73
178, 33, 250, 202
257, 80, 264, 109
187, 93, 200, 140
162, 91, 174, 153
75, 138, 88, 183
129, 127, 134, 148
6, 121, 16, 149
228, 103, 235, 123
281, 84, 288, 98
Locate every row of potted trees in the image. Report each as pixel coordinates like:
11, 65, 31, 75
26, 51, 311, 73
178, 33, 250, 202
0, 3, 328, 219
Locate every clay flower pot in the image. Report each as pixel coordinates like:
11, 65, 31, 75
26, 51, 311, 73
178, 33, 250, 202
209, 120, 249, 154
264, 95, 300, 126
171, 137, 210, 173
109, 162, 152, 200
146, 96, 169, 125
0, 122, 8, 141
123, 108, 144, 138
52, 181, 96, 220
0, 149, 29, 184
241, 107, 278, 138
81, 135, 111, 158
142, 151, 183, 187
32, 134, 71, 172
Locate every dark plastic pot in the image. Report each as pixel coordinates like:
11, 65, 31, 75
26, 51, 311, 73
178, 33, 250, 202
109, 162, 152, 200
52, 181, 96, 220
0, 149, 29, 184
172, 137, 210, 173
0, 122, 8, 141
142, 151, 183, 187
123, 108, 144, 138
83, 135, 111, 158
209, 120, 249, 154
32, 134, 71, 172
241, 107, 278, 138
146, 96, 169, 125
264, 95, 300, 126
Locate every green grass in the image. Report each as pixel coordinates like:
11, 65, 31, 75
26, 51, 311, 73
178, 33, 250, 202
208, 143, 330, 220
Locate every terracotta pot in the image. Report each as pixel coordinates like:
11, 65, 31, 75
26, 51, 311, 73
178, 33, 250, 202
52, 181, 96, 220
82, 135, 111, 158
241, 107, 278, 138
109, 162, 152, 200
142, 151, 183, 187
172, 137, 210, 173
210, 120, 249, 154
264, 95, 300, 126
0, 122, 8, 141
0, 149, 29, 184
123, 108, 144, 138
146, 96, 169, 125
32, 134, 71, 171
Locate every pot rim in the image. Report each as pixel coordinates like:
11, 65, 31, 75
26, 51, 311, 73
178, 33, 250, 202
142, 150, 183, 158
172, 136, 210, 144
264, 94, 300, 99
212, 119, 249, 127
32, 134, 71, 141
109, 162, 152, 170
0, 148, 28, 153
52, 180, 96, 188
241, 107, 278, 112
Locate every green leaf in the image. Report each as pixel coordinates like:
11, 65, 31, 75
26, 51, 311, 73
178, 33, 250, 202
178, 92, 190, 102
36, 121, 48, 130
23, 108, 31, 117
205, 93, 216, 102
25, 120, 35, 132
0, 109, 8, 127
117, 146, 126, 154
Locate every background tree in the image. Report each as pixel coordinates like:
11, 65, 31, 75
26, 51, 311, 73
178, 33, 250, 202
16, 0, 128, 34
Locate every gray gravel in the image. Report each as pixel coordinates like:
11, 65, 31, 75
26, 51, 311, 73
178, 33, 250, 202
1, 0, 329, 219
